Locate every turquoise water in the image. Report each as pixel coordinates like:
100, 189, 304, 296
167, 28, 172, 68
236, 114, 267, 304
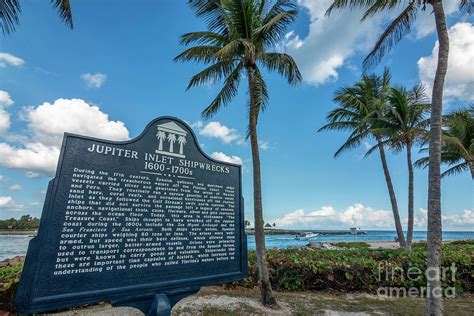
1, 231, 473, 260
247, 230, 474, 250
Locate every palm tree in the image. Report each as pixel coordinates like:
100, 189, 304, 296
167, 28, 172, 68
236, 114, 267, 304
167, 133, 177, 153
1, 0, 73, 35
325, 0, 472, 313
156, 130, 166, 151
416, 106, 474, 178
175, 0, 301, 306
177, 135, 187, 155
319, 69, 407, 249
378, 84, 431, 248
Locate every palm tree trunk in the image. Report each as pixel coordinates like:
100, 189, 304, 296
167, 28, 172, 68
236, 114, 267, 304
376, 137, 406, 248
406, 141, 414, 249
247, 65, 277, 307
427, 1, 449, 315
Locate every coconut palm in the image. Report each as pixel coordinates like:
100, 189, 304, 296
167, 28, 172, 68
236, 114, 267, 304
325, 0, 472, 313
319, 69, 407, 249
177, 135, 187, 155
416, 106, 474, 178
167, 133, 177, 153
1, 0, 73, 35
156, 130, 166, 151
175, 0, 301, 306
374, 84, 431, 248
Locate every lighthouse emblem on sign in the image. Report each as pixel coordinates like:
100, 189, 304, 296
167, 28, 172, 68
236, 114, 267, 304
155, 121, 188, 158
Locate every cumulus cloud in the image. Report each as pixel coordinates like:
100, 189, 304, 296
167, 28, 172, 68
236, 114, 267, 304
273, 204, 394, 229
274, 205, 474, 230
0, 107, 10, 135
81, 73, 107, 88
24, 98, 129, 146
282, 0, 388, 85
199, 121, 244, 144
0, 196, 23, 211
411, 0, 458, 39
211, 151, 243, 165
418, 22, 474, 103
0, 52, 24, 68
8, 184, 22, 191
0, 91, 14, 107
0, 98, 130, 175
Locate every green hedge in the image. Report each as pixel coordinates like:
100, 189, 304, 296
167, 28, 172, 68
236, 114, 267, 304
244, 241, 473, 293
0, 241, 472, 312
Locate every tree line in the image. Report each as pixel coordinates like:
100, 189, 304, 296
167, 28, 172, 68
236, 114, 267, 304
1, 0, 472, 315
0, 215, 40, 230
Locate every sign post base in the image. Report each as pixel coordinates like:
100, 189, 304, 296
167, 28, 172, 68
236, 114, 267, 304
111, 287, 200, 316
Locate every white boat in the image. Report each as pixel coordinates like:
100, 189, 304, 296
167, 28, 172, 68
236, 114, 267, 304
295, 232, 319, 240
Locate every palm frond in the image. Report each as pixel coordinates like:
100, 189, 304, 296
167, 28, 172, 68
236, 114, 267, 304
326, 0, 379, 16
186, 59, 238, 90
180, 31, 226, 46
363, 1, 418, 70
259, 52, 302, 84
414, 156, 429, 169
188, 0, 227, 33
51, 0, 73, 28
255, 1, 297, 47
0, 0, 21, 35
174, 45, 222, 64
361, 0, 403, 21
442, 162, 469, 178
334, 129, 369, 158
459, 0, 473, 15
201, 62, 243, 119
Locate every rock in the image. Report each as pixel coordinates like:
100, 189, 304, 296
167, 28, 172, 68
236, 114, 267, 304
0, 256, 25, 268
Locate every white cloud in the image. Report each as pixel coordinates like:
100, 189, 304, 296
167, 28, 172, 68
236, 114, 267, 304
274, 205, 474, 230
0, 52, 24, 68
0, 196, 23, 210
211, 151, 243, 165
81, 73, 107, 88
0, 98, 130, 175
199, 121, 244, 144
412, 0, 458, 39
0, 107, 10, 135
0, 91, 14, 107
24, 98, 129, 146
8, 184, 21, 191
259, 140, 269, 151
418, 22, 474, 103
0, 175, 4, 182
282, 0, 388, 85
26, 171, 41, 178
273, 203, 396, 229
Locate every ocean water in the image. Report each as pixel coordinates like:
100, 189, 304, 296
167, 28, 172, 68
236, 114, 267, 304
246, 230, 474, 250
1, 231, 473, 261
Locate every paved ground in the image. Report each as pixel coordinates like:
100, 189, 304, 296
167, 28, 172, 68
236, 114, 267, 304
46, 286, 473, 316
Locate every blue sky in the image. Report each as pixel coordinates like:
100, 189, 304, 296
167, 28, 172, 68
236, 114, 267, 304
0, 0, 472, 230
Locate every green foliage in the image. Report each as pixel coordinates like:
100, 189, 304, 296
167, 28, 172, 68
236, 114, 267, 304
0, 215, 39, 230
0, 264, 22, 312
244, 241, 473, 293
331, 242, 370, 249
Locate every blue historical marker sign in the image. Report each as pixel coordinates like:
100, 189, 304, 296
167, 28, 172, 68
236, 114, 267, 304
15, 117, 247, 315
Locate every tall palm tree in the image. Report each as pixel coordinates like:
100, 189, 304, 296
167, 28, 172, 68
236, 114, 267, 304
416, 106, 474, 178
319, 69, 407, 249
377, 85, 431, 248
1, 0, 73, 35
175, 0, 301, 306
325, 0, 472, 313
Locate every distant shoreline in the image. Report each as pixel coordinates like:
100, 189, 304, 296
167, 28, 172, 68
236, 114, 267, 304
0, 230, 37, 236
